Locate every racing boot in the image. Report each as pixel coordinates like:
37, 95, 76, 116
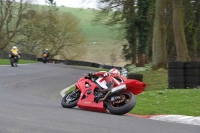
103, 81, 114, 94
99, 82, 114, 101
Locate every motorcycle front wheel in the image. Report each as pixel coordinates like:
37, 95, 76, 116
106, 92, 136, 115
42, 57, 47, 63
61, 89, 80, 108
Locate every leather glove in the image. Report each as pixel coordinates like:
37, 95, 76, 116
88, 72, 94, 78
103, 72, 109, 77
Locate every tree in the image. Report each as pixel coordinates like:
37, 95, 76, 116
93, 0, 140, 64
40, 1, 86, 59
123, 0, 137, 64
172, 0, 190, 61
137, 0, 151, 67
17, 10, 46, 55
45, 0, 56, 5
183, 0, 200, 60
0, 0, 33, 50
16, 1, 86, 59
152, 0, 167, 69
49, 12, 86, 60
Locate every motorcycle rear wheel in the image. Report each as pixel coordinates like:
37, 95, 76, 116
10, 58, 14, 67
61, 90, 80, 108
106, 92, 136, 115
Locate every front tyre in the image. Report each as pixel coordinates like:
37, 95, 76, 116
42, 57, 47, 63
61, 90, 80, 108
106, 92, 136, 115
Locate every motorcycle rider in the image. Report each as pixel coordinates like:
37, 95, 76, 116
42, 48, 50, 63
89, 68, 124, 94
43, 48, 50, 58
9, 46, 21, 61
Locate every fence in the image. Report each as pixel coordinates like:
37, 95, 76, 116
37, 58, 122, 70
0, 51, 37, 60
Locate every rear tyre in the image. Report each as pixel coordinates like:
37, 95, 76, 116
184, 61, 200, 69
168, 83, 185, 89
168, 61, 184, 69
185, 83, 200, 88
168, 69, 184, 76
185, 76, 200, 83
185, 69, 200, 76
168, 76, 184, 83
61, 90, 80, 108
106, 92, 136, 115
10, 58, 14, 67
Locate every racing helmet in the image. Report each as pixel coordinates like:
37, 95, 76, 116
109, 68, 120, 77
12, 46, 17, 49
45, 48, 49, 51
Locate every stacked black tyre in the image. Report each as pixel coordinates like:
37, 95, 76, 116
184, 61, 200, 88
127, 73, 143, 82
168, 61, 185, 89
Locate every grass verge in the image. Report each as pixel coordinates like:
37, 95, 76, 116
132, 89, 200, 116
0, 59, 39, 65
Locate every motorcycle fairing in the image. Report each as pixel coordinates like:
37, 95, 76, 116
76, 78, 107, 113
122, 79, 146, 95
94, 75, 146, 95
95, 77, 108, 89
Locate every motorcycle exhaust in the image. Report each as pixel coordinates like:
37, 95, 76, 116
99, 91, 111, 102
110, 84, 126, 94
99, 84, 126, 102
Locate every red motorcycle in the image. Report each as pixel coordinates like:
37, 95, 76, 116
61, 73, 146, 115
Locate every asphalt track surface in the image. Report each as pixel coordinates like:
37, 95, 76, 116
0, 63, 199, 133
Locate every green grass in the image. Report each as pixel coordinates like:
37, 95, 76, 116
65, 68, 200, 116
136, 69, 168, 91
132, 89, 200, 116
0, 59, 39, 65
130, 68, 200, 116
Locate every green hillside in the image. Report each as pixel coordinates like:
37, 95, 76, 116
58, 7, 128, 66
59, 7, 115, 41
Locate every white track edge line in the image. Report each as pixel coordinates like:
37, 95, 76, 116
60, 84, 75, 97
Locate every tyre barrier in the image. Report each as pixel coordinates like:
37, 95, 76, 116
168, 69, 184, 77
168, 83, 185, 89
127, 73, 143, 82
168, 61, 185, 89
37, 58, 122, 70
168, 61, 184, 69
168, 61, 200, 89
184, 61, 200, 88
184, 61, 200, 69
